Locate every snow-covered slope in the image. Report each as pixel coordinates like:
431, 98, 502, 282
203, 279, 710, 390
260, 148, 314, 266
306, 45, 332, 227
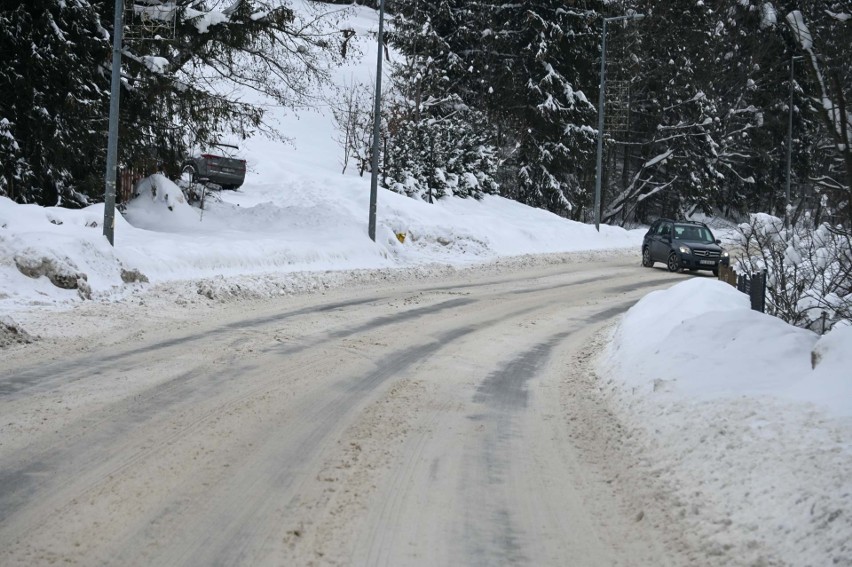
0, 5, 640, 313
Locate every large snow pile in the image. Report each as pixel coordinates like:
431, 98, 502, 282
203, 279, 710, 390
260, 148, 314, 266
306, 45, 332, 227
0, 181, 639, 312
0, 198, 128, 307
600, 278, 852, 565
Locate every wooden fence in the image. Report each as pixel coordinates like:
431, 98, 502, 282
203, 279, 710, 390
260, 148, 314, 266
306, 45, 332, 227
118, 166, 154, 203
718, 264, 767, 313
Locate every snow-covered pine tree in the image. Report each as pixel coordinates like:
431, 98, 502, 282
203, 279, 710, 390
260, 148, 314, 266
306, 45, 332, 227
1, 1, 346, 206
782, 2, 852, 226
0, 0, 110, 206
605, 0, 849, 226
389, 0, 600, 215
485, 1, 600, 217
698, 0, 827, 221
385, 0, 499, 202
383, 96, 498, 201
603, 0, 723, 223
706, 1, 791, 217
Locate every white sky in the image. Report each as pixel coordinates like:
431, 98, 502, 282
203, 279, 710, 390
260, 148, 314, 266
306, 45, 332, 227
0, 4, 850, 564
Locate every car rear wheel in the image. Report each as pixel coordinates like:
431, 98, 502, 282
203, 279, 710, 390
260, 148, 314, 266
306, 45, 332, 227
667, 252, 681, 272
642, 247, 653, 267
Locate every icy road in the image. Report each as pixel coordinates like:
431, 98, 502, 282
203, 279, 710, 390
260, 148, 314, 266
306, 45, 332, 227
0, 253, 690, 566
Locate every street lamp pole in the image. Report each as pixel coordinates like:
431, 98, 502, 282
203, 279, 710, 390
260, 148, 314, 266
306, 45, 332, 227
103, 0, 125, 246
594, 13, 644, 232
368, 0, 386, 242
785, 55, 803, 225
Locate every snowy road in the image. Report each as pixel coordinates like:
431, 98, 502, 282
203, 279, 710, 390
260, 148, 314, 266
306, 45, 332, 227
0, 253, 694, 566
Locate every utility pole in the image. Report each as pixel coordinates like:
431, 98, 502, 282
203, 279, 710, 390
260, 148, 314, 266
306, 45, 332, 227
785, 55, 803, 226
368, 0, 385, 242
594, 13, 644, 232
103, 0, 124, 246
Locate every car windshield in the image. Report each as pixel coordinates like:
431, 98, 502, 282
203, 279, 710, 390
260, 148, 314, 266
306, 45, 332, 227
673, 224, 714, 243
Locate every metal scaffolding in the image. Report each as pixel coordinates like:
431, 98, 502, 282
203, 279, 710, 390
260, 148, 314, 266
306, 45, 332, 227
605, 79, 631, 133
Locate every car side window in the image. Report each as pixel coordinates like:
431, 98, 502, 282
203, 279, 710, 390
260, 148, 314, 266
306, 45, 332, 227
659, 223, 671, 238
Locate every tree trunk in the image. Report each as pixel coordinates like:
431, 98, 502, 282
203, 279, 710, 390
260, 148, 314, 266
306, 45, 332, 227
830, 72, 852, 227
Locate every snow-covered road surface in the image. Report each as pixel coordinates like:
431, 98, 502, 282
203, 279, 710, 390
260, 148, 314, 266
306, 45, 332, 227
1, 253, 693, 565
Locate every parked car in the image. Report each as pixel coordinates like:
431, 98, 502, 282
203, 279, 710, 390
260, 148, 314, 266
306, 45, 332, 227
180, 143, 246, 190
641, 219, 730, 275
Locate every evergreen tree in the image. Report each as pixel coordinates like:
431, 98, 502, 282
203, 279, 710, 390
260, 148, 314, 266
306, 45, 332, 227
605, 0, 850, 225
0, 0, 346, 206
384, 0, 499, 202
782, 2, 852, 225
0, 0, 109, 205
384, 97, 498, 201
603, 0, 724, 222
389, 0, 601, 215
706, 1, 790, 217
487, 2, 599, 216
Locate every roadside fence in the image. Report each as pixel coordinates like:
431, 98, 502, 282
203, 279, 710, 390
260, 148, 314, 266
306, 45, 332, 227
718, 264, 767, 313
119, 167, 146, 203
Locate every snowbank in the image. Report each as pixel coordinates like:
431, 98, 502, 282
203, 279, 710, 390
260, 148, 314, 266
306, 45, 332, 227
0, 185, 640, 313
599, 278, 852, 565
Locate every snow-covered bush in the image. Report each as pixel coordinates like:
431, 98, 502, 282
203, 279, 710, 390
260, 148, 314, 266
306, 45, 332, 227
383, 107, 499, 202
735, 213, 851, 333
134, 174, 187, 211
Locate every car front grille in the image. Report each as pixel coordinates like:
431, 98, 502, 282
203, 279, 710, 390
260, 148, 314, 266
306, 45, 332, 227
693, 249, 721, 258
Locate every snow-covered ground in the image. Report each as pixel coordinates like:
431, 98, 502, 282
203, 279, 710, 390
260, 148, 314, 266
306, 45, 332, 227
0, 4, 849, 564
0, 4, 637, 314
599, 279, 851, 565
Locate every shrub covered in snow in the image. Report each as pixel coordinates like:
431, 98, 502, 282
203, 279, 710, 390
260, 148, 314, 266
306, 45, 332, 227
134, 174, 187, 212
383, 106, 499, 202
735, 213, 851, 332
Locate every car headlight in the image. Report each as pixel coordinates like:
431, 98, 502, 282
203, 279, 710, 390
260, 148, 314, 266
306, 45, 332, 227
721, 250, 730, 258
679, 245, 691, 255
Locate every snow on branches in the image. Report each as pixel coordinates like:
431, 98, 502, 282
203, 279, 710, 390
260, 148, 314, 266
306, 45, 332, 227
736, 213, 852, 333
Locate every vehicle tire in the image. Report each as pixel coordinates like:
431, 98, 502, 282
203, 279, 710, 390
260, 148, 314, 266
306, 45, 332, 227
712, 267, 719, 277
667, 252, 681, 272
642, 247, 653, 267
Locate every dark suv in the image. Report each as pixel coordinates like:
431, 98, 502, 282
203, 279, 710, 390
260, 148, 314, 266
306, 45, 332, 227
642, 219, 729, 275
181, 144, 246, 190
